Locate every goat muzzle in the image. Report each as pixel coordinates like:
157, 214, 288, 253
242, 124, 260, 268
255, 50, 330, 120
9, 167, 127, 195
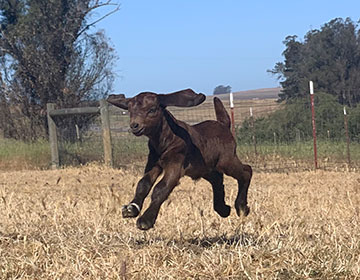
130, 122, 144, 136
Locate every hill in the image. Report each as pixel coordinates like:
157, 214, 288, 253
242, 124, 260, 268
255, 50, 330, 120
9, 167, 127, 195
214, 87, 282, 100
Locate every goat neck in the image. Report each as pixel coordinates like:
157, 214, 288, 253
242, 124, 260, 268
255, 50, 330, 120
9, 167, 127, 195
147, 108, 181, 154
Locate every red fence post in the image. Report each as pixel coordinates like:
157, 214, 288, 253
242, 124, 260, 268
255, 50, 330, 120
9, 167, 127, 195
230, 92, 235, 139
309, 81, 318, 169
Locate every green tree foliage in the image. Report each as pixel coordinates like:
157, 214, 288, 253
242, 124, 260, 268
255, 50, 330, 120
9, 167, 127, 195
269, 18, 360, 107
213, 85, 232, 95
0, 0, 119, 140
237, 93, 360, 144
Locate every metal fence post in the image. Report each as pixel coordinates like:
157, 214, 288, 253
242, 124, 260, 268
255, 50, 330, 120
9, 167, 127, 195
309, 81, 318, 169
100, 99, 113, 167
344, 107, 351, 165
229, 92, 235, 139
250, 107, 257, 155
47, 103, 59, 169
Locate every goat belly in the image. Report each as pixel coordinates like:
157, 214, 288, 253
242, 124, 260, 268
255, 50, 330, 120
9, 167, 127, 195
184, 162, 210, 180
184, 168, 203, 180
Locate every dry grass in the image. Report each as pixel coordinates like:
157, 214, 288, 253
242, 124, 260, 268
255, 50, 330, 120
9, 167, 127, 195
1, 165, 360, 279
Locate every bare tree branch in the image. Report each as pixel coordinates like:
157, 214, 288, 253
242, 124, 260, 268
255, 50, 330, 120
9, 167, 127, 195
77, 2, 120, 39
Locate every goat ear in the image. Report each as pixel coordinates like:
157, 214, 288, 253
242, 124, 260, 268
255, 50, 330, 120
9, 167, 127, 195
107, 94, 129, 110
158, 89, 206, 107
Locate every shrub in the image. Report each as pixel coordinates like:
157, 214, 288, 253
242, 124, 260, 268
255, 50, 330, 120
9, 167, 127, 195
237, 92, 357, 144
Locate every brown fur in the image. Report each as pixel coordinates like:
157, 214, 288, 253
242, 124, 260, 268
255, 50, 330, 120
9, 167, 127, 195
108, 89, 252, 230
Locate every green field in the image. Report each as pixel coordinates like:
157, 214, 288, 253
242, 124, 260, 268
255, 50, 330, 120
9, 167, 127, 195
0, 138, 51, 170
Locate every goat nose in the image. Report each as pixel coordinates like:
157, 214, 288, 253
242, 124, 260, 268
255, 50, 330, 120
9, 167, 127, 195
130, 122, 139, 130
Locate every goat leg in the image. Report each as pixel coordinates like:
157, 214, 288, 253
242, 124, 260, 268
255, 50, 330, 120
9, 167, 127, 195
217, 157, 252, 217
234, 164, 252, 217
136, 161, 183, 230
122, 165, 162, 218
203, 171, 231, 218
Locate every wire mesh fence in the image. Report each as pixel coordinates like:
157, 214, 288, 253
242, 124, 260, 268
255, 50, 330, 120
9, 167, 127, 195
55, 113, 104, 166
53, 97, 359, 172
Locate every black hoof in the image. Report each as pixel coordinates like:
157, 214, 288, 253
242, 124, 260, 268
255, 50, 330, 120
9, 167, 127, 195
236, 205, 250, 217
215, 205, 231, 218
122, 203, 140, 218
136, 217, 154, 231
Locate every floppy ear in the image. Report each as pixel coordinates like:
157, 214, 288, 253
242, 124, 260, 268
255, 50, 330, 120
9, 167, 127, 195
107, 94, 129, 110
157, 89, 206, 107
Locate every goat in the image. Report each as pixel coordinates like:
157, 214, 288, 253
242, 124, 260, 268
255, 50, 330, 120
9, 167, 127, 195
107, 89, 252, 230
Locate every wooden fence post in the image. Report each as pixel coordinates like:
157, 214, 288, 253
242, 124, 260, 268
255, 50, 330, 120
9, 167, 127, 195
100, 99, 113, 167
47, 103, 59, 169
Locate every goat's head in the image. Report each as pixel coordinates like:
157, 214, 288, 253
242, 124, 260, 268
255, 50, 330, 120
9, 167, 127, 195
107, 89, 206, 136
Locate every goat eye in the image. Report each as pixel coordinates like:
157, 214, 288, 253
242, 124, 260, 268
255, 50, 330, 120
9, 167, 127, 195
148, 107, 157, 114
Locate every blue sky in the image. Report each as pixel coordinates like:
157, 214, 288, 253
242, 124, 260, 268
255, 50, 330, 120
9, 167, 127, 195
95, 0, 360, 96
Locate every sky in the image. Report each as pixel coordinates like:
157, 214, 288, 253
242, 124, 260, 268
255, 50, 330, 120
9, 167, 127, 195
94, 0, 360, 96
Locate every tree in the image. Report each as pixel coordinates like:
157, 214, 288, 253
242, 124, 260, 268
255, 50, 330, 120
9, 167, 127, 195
269, 18, 360, 107
237, 93, 347, 144
0, 0, 119, 140
213, 85, 232, 95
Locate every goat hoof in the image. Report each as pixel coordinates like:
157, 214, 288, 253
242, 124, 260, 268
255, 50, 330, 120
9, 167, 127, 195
122, 203, 140, 218
136, 217, 154, 231
215, 205, 231, 218
236, 205, 250, 217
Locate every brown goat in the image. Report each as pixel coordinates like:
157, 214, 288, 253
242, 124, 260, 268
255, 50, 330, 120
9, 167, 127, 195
107, 89, 252, 230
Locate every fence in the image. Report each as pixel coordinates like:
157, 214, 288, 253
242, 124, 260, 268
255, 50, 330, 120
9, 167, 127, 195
48, 96, 360, 172
47, 100, 112, 169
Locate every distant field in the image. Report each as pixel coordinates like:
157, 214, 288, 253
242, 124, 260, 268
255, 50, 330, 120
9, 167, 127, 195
1, 166, 359, 279
216, 87, 282, 100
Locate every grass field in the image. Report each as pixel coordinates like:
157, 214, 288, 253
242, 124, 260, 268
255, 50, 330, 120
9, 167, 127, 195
2, 96, 357, 171
1, 136, 359, 173
1, 165, 359, 279
0, 138, 51, 170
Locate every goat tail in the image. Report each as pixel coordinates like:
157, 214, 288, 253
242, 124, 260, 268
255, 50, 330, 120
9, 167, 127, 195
213, 97, 231, 129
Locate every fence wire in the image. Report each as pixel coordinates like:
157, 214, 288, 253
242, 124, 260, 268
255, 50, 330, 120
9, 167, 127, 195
55, 98, 359, 172
55, 113, 104, 166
